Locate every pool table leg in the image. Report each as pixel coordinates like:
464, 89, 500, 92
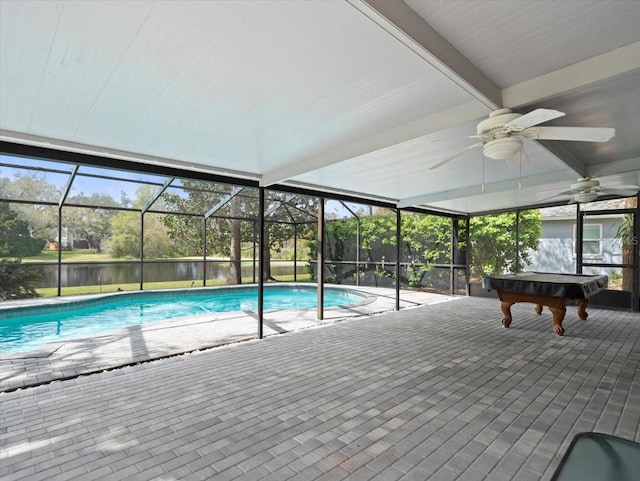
577, 298, 589, 320
500, 301, 514, 328
549, 306, 566, 336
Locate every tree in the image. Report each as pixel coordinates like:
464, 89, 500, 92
106, 211, 140, 259
0, 202, 46, 257
262, 195, 317, 280
228, 196, 242, 284
106, 186, 177, 259
0, 172, 60, 242
322, 218, 357, 282
398, 214, 452, 286
309, 212, 452, 286
162, 182, 317, 284
161, 181, 228, 258
0, 259, 42, 300
107, 212, 176, 259
307, 209, 542, 285
64, 193, 120, 252
469, 210, 542, 279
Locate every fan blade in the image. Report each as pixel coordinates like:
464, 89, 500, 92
538, 190, 573, 203
433, 134, 481, 142
529, 126, 615, 142
599, 187, 640, 197
429, 142, 483, 170
506, 109, 565, 129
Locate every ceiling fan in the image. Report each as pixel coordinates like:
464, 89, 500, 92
554, 177, 639, 203
429, 108, 615, 170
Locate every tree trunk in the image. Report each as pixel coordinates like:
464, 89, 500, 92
621, 198, 635, 292
93, 236, 101, 253
262, 227, 272, 280
227, 197, 242, 285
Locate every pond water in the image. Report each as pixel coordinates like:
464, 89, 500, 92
31, 260, 306, 288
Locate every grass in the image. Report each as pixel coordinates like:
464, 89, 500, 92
35, 273, 313, 298
21, 250, 113, 263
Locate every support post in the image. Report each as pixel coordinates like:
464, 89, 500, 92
576, 209, 584, 274
356, 220, 360, 286
396, 209, 401, 310
57, 165, 77, 297
465, 217, 471, 295
57, 206, 62, 297
450, 219, 456, 295
633, 195, 639, 312
515, 211, 521, 273
252, 221, 257, 284
140, 213, 144, 290
203, 217, 207, 287
317, 197, 325, 320
258, 188, 265, 339
293, 224, 298, 282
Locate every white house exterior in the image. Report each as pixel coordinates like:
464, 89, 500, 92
527, 202, 626, 278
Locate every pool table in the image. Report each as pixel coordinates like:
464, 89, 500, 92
482, 272, 608, 336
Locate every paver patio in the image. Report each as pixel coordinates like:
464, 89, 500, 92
1, 295, 639, 480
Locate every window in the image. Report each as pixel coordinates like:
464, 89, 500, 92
573, 223, 602, 258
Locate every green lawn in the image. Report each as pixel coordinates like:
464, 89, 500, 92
21, 250, 113, 262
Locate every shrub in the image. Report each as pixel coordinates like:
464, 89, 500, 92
0, 259, 42, 300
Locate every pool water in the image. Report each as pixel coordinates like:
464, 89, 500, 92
0, 286, 366, 354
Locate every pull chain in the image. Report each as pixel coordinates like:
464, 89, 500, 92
518, 151, 522, 190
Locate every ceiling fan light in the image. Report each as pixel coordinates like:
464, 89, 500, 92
574, 191, 599, 203
483, 137, 523, 160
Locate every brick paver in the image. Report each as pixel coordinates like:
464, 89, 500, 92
1, 296, 639, 480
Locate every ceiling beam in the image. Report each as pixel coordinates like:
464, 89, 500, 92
260, 100, 488, 186
397, 170, 578, 208
356, 0, 502, 109
587, 157, 640, 178
497, 44, 640, 179
503, 41, 640, 108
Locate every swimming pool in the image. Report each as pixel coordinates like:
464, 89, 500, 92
0, 285, 367, 354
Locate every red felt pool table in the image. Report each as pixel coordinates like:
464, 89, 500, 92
482, 272, 608, 336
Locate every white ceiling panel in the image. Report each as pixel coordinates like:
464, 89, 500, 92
1, 0, 476, 176
0, 1, 63, 132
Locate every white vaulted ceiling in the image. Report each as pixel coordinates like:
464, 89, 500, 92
1, 0, 639, 214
